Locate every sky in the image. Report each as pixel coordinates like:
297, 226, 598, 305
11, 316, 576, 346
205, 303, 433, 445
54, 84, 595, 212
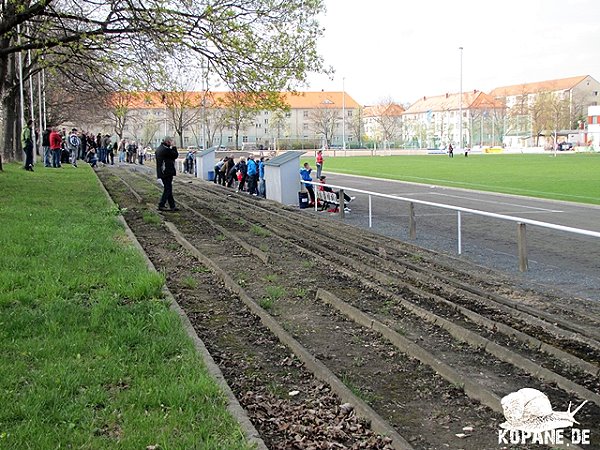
305, 0, 600, 106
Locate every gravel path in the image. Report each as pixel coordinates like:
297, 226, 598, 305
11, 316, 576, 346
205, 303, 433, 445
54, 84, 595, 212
317, 173, 600, 303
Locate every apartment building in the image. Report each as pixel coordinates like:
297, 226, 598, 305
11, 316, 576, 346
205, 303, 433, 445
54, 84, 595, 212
363, 103, 405, 147
110, 91, 360, 150
489, 75, 600, 147
402, 91, 505, 149
587, 105, 600, 151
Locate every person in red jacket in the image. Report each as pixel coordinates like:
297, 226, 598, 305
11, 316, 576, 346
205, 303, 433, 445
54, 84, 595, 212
316, 149, 324, 178
49, 127, 63, 168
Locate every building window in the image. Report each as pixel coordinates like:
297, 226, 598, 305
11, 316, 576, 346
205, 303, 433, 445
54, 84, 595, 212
264, 119, 268, 124
242, 136, 248, 143
303, 123, 308, 130
303, 111, 309, 118
227, 136, 233, 143
347, 110, 353, 117
285, 112, 291, 118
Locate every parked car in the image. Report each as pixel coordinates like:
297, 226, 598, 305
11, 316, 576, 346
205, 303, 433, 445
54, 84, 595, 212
558, 142, 574, 151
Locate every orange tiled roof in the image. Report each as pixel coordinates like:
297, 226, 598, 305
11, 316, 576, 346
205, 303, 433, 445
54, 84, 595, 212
404, 91, 503, 114
488, 75, 590, 98
111, 91, 228, 109
282, 91, 361, 109
364, 103, 405, 117
111, 91, 361, 110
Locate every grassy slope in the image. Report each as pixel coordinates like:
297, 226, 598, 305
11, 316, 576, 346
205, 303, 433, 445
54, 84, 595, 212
308, 153, 600, 205
0, 164, 250, 449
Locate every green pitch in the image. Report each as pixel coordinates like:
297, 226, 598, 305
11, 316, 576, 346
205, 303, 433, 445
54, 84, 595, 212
310, 153, 600, 205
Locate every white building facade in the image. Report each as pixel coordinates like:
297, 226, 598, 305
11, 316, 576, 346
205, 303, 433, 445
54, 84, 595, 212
107, 91, 360, 150
587, 105, 600, 151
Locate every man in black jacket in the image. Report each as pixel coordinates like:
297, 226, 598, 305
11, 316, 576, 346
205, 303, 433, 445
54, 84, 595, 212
42, 126, 51, 167
156, 136, 179, 211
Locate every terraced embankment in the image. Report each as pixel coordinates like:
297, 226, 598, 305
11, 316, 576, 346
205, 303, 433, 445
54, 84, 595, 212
97, 164, 600, 450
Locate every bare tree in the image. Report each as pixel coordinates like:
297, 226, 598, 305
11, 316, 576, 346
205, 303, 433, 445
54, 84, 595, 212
548, 92, 570, 149
371, 98, 403, 149
348, 106, 364, 147
308, 106, 340, 147
139, 119, 160, 148
106, 91, 142, 140
218, 92, 257, 150
530, 92, 553, 146
506, 85, 531, 140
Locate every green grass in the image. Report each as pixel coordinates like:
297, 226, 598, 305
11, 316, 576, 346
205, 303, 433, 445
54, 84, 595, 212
307, 153, 600, 205
265, 286, 286, 301
263, 274, 279, 283
181, 276, 199, 289
293, 288, 307, 299
258, 297, 274, 310
250, 224, 270, 237
142, 211, 161, 225
0, 163, 251, 449
259, 285, 286, 311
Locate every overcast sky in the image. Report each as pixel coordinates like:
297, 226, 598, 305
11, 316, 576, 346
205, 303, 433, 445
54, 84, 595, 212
305, 0, 600, 106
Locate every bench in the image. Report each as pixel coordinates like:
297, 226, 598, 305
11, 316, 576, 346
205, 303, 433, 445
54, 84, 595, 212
316, 189, 340, 211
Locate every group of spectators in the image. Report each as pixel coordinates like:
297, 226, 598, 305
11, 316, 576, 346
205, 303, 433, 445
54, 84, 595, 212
32, 125, 152, 170
213, 155, 268, 197
37, 126, 94, 169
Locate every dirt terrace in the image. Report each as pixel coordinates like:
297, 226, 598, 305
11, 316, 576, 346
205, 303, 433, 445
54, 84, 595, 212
97, 165, 600, 450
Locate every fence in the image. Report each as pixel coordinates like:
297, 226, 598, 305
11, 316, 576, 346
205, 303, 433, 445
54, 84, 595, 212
303, 180, 600, 272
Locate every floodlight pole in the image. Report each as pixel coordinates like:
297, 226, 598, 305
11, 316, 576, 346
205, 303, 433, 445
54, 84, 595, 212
201, 59, 207, 150
459, 46, 463, 151
342, 77, 346, 154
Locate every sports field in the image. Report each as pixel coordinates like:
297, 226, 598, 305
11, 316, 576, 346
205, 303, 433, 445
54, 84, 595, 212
311, 153, 600, 205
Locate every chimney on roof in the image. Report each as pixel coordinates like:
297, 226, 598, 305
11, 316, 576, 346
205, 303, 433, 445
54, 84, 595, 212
423, 96, 426, 101
445, 93, 449, 98
473, 89, 478, 94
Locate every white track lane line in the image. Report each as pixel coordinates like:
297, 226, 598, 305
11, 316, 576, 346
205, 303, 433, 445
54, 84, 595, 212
400, 191, 565, 213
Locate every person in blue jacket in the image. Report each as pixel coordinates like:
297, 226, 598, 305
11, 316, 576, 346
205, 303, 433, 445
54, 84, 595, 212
246, 155, 258, 195
299, 162, 315, 205
258, 156, 266, 197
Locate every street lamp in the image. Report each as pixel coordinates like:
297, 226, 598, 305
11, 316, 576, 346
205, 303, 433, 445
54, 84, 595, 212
201, 59, 207, 150
459, 46, 463, 151
342, 77, 346, 154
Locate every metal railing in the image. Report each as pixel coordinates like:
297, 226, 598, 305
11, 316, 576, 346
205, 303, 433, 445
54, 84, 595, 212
302, 180, 600, 272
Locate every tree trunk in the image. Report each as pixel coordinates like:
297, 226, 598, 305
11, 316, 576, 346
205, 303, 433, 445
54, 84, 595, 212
1, 55, 21, 163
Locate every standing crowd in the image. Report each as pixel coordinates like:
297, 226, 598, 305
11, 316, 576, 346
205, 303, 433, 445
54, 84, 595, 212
213, 154, 268, 198
24, 124, 152, 171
